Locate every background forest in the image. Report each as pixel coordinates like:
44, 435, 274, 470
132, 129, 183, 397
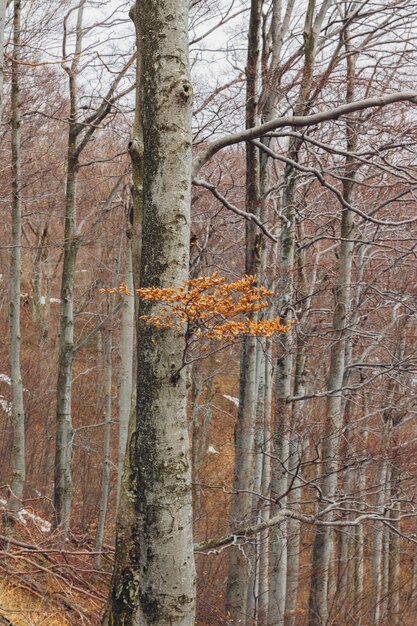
0, 0, 417, 625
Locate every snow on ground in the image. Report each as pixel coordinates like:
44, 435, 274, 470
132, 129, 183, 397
0, 374, 12, 385
208, 445, 220, 454
223, 394, 239, 407
40, 296, 61, 304
0, 397, 12, 416
0, 498, 51, 533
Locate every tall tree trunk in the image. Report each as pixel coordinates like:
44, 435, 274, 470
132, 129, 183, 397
369, 458, 388, 625
116, 239, 134, 508
8, 0, 25, 512
104, 1, 195, 623
247, 341, 267, 623
102, 7, 143, 623
380, 468, 391, 623
268, 3, 331, 621
0, 0, 6, 120
225, 1, 262, 621
53, 0, 127, 529
53, 0, 85, 530
284, 333, 307, 626
95, 296, 114, 569
257, 340, 273, 625
308, 33, 357, 626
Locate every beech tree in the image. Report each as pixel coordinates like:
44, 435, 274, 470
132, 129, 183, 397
8, 0, 25, 511
104, 0, 196, 623
53, 0, 133, 529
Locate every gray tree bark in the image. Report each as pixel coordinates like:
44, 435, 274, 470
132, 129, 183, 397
225, 1, 263, 622
104, 1, 195, 624
269, 2, 332, 620
53, 1, 85, 530
369, 458, 388, 625
0, 0, 6, 120
116, 240, 134, 508
308, 39, 357, 626
95, 296, 114, 569
257, 341, 273, 625
102, 8, 142, 623
8, 0, 25, 512
53, 1, 131, 529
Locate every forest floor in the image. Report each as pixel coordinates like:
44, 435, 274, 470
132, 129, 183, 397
0, 509, 109, 625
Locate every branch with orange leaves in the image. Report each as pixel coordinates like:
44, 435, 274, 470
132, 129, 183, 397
99, 273, 293, 344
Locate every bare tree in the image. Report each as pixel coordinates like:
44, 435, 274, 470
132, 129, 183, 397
104, 0, 196, 623
8, 0, 25, 512
54, 1, 133, 529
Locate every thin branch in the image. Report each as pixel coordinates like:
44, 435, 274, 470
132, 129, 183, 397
193, 178, 277, 241
192, 91, 417, 175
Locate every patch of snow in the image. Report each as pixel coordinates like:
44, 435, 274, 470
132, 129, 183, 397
0, 498, 51, 532
17, 509, 51, 533
208, 445, 220, 454
0, 374, 12, 385
40, 296, 61, 305
0, 396, 12, 416
223, 394, 239, 407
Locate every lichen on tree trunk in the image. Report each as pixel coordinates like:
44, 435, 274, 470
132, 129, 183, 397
103, 1, 195, 624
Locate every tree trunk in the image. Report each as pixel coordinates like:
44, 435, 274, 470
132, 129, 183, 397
257, 340, 273, 625
95, 297, 114, 569
268, 3, 330, 621
53, 0, 85, 530
308, 27, 357, 626
247, 341, 266, 623
225, 1, 262, 622
104, 1, 195, 623
285, 333, 307, 626
8, 0, 25, 512
0, 0, 6, 120
369, 460, 388, 625
117, 240, 134, 508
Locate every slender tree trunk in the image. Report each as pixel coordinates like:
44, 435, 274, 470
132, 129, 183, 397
268, 3, 331, 621
369, 460, 388, 625
247, 341, 266, 623
308, 27, 357, 626
104, 1, 195, 623
225, 1, 262, 621
28, 225, 48, 322
285, 334, 307, 626
307, 191, 355, 626
380, 473, 391, 623
95, 297, 114, 569
0, 0, 6, 120
53, 1, 85, 530
41, 249, 52, 340
97, 328, 104, 416
8, 0, 25, 512
53, 0, 125, 529
116, 240, 134, 508
257, 340, 273, 625
387, 473, 400, 623
268, 155, 296, 625
102, 7, 143, 623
